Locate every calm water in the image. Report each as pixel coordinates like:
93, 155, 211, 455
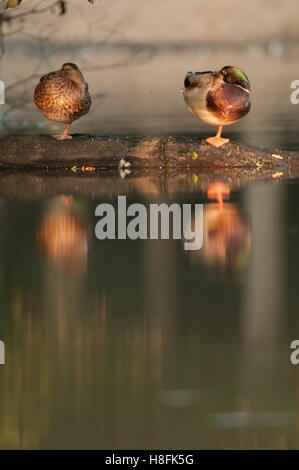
0, 166, 298, 449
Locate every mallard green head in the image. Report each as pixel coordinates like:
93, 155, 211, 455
220, 66, 250, 91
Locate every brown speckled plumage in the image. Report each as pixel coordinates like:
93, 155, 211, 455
34, 63, 91, 140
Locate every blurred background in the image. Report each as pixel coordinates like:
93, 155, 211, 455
0, 0, 299, 450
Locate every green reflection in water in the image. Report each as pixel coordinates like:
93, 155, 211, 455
0, 178, 298, 449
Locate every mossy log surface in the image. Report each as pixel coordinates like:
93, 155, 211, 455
0, 135, 298, 174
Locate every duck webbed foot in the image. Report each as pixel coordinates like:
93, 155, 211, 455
52, 124, 72, 140
205, 136, 230, 148
205, 126, 229, 148
53, 133, 72, 140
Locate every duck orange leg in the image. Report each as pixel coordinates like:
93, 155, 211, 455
206, 126, 229, 148
53, 124, 72, 140
60, 195, 72, 211
207, 182, 231, 210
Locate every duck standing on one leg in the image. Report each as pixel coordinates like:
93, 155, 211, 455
34, 63, 91, 140
183, 66, 251, 148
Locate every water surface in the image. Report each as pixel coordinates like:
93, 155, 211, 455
0, 168, 298, 449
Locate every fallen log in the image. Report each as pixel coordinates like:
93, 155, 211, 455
0, 135, 298, 175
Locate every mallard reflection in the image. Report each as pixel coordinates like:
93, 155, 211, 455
36, 196, 89, 273
189, 183, 251, 272
203, 203, 251, 271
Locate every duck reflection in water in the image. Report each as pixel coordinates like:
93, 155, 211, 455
188, 183, 252, 273
36, 195, 89, 274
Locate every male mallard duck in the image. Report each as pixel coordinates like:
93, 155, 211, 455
34, 63, 91, 140
183, 66, 251, 147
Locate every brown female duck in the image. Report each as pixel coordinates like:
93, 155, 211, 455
34, 63, 91, 140
183, 66, 251, 147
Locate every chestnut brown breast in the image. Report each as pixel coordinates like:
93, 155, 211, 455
206, 82, 250, 124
